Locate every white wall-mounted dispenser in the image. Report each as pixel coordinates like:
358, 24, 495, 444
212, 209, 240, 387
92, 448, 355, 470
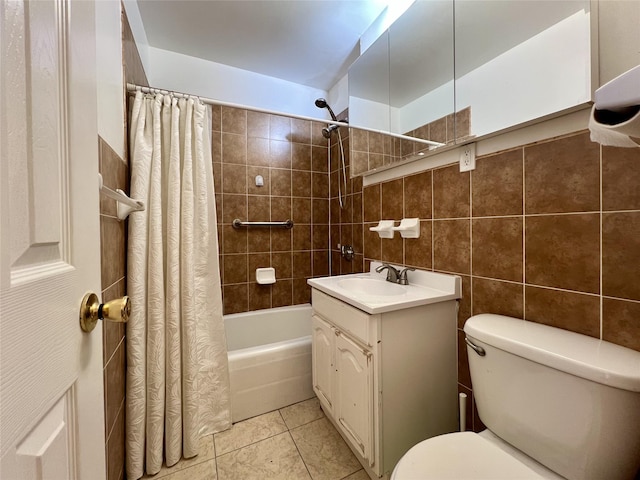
589, 64, 640, 148
369, 220, 395, 239
392, 218, 420, 238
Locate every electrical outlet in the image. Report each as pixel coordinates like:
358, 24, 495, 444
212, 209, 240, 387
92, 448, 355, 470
459, 143, 476, 172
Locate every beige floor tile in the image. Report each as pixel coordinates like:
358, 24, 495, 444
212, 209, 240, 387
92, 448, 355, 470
342, 469, 370, 480
290, 417, 361, 480
162, 459, 216, 480
216, 432, 311, 480
214, 410, 288, 456
279, 397, 325, 430
142, 435, 215, 479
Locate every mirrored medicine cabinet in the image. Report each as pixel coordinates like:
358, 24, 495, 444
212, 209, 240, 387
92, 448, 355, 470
348, 0, 594, 176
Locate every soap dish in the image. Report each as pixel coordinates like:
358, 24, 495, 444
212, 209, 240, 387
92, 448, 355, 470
256, 267, 276, 285
392, 218, 420, 238
369, 220, 395, 239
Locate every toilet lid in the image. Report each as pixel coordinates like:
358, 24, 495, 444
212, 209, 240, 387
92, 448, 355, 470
392, 432, 546, 479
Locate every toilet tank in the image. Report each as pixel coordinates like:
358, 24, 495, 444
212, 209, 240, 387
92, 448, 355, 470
464, 314, 640, 480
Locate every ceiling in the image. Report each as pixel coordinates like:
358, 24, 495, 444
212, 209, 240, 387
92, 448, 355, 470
135, 0, 390, 92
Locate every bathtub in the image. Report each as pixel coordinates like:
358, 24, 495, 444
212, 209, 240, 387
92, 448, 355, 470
225, 304, 314, 423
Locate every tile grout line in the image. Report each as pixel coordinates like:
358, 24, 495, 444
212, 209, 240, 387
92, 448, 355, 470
214, 429, 285, 459
425, 209, 640, 221
104, 334, 126, 368
431, 170, 435, 272
522, 147, 527, 320
402, 177, 406, 266
215, 409, 294, 459
599, 143, 604, 340
105, 396, 125, 445
602, 295, 640, 305
289, 428, 314, 479
521, 283, 602, 297
469, 163, 473, 316
102, 275, 126, 296
214, 407, 328, 478
281, 406, 315, 480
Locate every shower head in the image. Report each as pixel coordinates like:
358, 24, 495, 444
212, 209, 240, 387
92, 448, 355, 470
314, 97, 338, 121
314, 98, 328, 109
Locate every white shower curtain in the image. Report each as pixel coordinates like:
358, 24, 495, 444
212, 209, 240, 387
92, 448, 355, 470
126, 91, 231, 480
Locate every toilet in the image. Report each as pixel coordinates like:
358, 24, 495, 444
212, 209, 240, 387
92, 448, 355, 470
392, 314, 640, 480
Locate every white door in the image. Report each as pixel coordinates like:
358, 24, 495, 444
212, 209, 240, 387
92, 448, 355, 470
1, 1, 105, 479
311, 315, 335, 411
335, 333, 373, 464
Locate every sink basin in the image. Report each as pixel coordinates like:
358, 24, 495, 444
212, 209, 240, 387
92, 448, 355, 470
337, 277, 406, 297
307, 264, 462, 314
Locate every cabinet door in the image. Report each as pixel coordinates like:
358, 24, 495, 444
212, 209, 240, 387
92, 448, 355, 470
312, 315, 334, 411
335, 333, 373, 465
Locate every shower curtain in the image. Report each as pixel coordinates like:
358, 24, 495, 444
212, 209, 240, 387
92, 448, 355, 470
126, 91, 231, 479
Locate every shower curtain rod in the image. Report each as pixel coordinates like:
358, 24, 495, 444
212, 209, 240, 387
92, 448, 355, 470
127, 83, 444, 148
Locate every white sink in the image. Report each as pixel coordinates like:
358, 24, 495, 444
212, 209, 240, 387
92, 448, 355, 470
307, 263, 462, 314
336, 277, 406, 297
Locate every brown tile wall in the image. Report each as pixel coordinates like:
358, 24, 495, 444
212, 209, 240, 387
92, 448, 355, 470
327, 112, 366, 276
356, 130, 640, 432
99, 137, 128, 480
214, 107, 335, 314
101, 7, 150, 480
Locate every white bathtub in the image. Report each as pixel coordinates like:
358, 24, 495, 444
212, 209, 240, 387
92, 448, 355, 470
225, 304, 314, 423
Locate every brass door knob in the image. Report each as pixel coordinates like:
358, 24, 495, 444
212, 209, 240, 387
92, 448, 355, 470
79, 293, 131, 333
101, 296, 131, 323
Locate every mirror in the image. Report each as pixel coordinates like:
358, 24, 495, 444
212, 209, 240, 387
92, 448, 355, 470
349, 0, 457, 176
389, 0, 455, 142
455, 0, 592, 140
349, 31, 390, 133
349, 0, 594, 177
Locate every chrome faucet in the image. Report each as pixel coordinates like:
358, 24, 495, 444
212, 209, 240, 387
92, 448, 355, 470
376, 264, 416, 285
376, 264, 401, 283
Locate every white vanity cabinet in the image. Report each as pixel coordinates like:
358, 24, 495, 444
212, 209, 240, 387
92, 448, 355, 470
311, 314, 335, 410
334, 332, 373, 461
312, 312, 374, 463
310, 287, 459, 479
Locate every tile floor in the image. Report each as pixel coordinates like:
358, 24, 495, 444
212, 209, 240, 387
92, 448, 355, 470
141, 397, 370, 480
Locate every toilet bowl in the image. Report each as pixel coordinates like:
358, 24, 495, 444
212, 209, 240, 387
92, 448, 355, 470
391, 314, 640, 480
391, 430, 563, 479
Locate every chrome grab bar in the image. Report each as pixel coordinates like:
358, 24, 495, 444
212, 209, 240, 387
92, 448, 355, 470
465, 337, 486, 356
232, 219, 294, 229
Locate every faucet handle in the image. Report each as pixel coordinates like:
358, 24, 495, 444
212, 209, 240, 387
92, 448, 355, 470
398, 267, 416, 285
375, 263, 401, 283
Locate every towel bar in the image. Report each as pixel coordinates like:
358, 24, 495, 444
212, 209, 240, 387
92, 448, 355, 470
232, 219, 294, 229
